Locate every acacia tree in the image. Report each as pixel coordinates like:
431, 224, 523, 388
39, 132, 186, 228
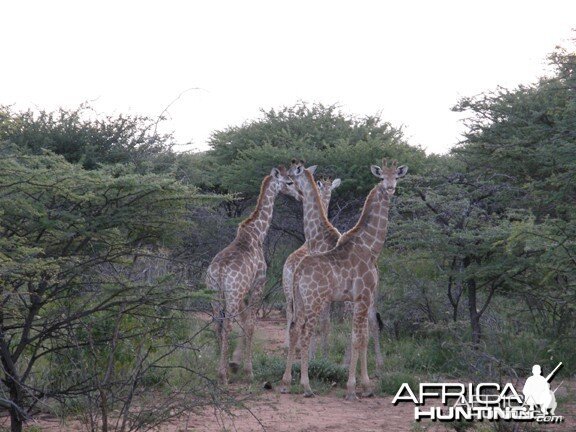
191, 102, 418, 196
447, 41, 576, 351
207, 102, 402, 168
452, 44, 576, 220
0, 145, 217, 432
398, 168, 526, 346
0, 105, 177, 172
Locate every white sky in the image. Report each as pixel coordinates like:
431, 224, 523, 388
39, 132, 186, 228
1, 1, 574, 154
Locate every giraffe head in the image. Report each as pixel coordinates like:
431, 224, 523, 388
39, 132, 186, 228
316, 177, 341, 211
370, 158, 408, 196
287, 159, 318, 193
271, 165, 301, 200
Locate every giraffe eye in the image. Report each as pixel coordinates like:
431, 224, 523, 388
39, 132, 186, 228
286, 181, 294, 186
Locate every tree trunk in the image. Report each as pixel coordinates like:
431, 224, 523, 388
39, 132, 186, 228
447, 258, 464, 322
0, 342, 24, 432
463, 256, 481, 347
9, 387, 23, 432
467, 276, 482, 347
1, 360, 24, 432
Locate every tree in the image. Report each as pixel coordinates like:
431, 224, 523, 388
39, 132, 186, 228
208, 102, 402, 167
448, 39, 576, 352
452, 43, 576, 221
0, 145, 217, 432
387, 158, 527, 346
0, 105, 177, 172
194, 102, 425, 197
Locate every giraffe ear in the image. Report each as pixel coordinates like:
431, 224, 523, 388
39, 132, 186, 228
270, 167, 281, 178
289, 164, 304, 176
306, 165, 318, 175
316, 180, 324, 190
370, 165, 383, 178
330, 178, 341, 190
396, 165, 408, 178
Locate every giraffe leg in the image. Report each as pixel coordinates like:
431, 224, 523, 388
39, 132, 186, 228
281, 280, 305, 393
284, 294, 293, 354
342, 301, 353, 368
282, 266, 293, 353
308, 326, 317, 361
345, 326, 359, 401
218, 314, 232, 386
346, 303, 369, 401
230, 339, 243, 374
300, 313, 317, 397
369, 306, 384, 371
242, 307, 255, 381
242, 276, 265, 381
316, 301, 331, 359
280, 311, 301, 393
359, 315, 373, 397
211, 299, 223, 352
230, 305, 248, 375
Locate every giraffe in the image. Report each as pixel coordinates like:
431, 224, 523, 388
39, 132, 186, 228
282, 169, 341, 357
285, 161, 384, 366
206, 165, 300, 385
281, 158, 407, 400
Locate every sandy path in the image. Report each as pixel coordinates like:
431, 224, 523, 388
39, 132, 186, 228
179, 393, 428, 432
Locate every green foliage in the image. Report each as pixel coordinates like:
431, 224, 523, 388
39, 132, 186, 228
378, 372, 419, 396
0, 104, 177, 172
306, 358, 348, 383
208, 102, 401, 165
0, 144, 220, 431
186, 102, 430, 199
217, 138, 429, 199
0, 144, 193, 267
253, 354, 286, 382
452, 44, 576, 221
253, 354, 347, 385
443, 41, 576, 356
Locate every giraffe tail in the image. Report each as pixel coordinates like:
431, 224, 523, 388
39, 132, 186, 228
376, 311, 384, 332
291, 270, 304, 328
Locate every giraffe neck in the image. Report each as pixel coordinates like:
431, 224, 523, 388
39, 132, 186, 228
239, 176, 277, 244
296, 170, 340, 253
340, 184, 391, 257
320, 194, 330, 213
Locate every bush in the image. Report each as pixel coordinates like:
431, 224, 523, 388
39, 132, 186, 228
253, 355, 348, 385
378, 371, 419, 396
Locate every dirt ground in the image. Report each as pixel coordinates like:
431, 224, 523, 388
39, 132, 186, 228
2, 316, 574, 431
179, 392, 434, 432
161, 315, 446, 432
175, 316, 575, 432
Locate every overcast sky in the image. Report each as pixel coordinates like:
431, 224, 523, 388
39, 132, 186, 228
2, 1, 574, 154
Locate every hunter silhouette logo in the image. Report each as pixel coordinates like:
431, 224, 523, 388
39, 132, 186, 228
392, 362, 565, 423
522, 363, 562, 416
